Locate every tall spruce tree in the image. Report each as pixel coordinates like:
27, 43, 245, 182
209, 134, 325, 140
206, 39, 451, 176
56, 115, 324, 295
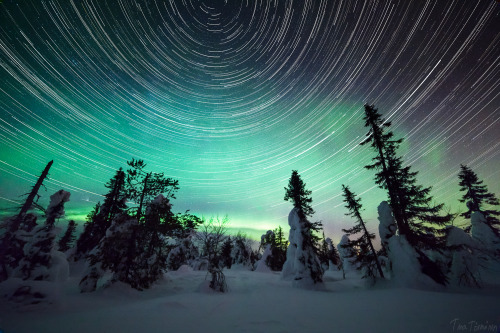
341, 185, 384, 279
284, 170, 315, 219
361, 104, 452, 249
283, 170, 323, 286
97, 168, 127, 228
76, 168, 127, 258
458, 164, 499, 235
58, 220, 77, 252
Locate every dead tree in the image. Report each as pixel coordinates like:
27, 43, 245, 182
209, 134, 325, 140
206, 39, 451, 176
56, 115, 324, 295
0, 160, 53, 282
13, 160, 53, 231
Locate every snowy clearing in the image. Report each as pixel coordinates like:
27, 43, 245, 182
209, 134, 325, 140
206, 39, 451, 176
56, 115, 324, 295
1, 266, 498, 333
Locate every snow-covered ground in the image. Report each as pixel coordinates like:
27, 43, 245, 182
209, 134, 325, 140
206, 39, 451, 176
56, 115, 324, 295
1, 264, 499, 333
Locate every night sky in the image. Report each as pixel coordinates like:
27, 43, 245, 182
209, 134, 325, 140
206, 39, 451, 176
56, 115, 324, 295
1, 1, 499, 240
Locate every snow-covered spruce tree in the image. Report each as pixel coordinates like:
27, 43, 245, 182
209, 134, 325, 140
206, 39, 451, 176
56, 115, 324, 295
361, 104, 451, 285
80, 213, 138, 292
98, 159, 179, 288
76, 168, 127, 259
341, 185, 384, 280
16, 190, 70, 282
445, 226, 484, 288
250, 248, 260, 270
58, 220, 77, 252
231, 232, 253, 267
167, 236, 200, 271
256, 227, 288, 272
165, 211, 204, 270
471, 211, 500, 258
317, 232, 329, 270
130, 194, 173, 288
458, 164, 500, 236
318, 232, 341, 271
195, 216, 229, 292
377, 201, 445, 287
282, 170, 323, 287
444, 211, 500, 287
378, 201, 397, 250
2, 190, 70, 306
325, 237, 341, 271
256, 231, 274, 272
337, 234, 354, 279
0, 160, 53, 282
220, 236, 233, 269
134, 195, 203, 286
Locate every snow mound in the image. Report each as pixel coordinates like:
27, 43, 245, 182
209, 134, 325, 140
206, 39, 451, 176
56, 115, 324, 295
378, 201, 396, 247
338, 234, 357, 273
446, 227, 482, 288
377, 202, 440, 289
0, 278, 62, 309
176, 264, 193, 273
49, 250, 70, 283
281, 208, 300, 280
446, 226, 476, 248
386, 235, 438, 288
471, 212, 500, 253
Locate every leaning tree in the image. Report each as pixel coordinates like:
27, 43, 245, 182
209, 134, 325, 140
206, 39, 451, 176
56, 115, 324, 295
341, 185, 384, 280
361, 104, 452, 284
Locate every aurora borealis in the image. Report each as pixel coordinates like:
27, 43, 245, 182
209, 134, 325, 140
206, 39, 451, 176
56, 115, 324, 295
0, 1, 499, 240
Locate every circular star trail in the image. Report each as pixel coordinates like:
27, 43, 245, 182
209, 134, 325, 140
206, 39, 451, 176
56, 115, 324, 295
1, 0, 499, 239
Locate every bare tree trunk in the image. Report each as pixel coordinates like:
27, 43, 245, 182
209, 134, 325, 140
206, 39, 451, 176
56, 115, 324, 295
13, 160, 53, 231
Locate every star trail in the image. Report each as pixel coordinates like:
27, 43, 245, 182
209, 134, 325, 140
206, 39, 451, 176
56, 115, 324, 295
0, 0, 499, 239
